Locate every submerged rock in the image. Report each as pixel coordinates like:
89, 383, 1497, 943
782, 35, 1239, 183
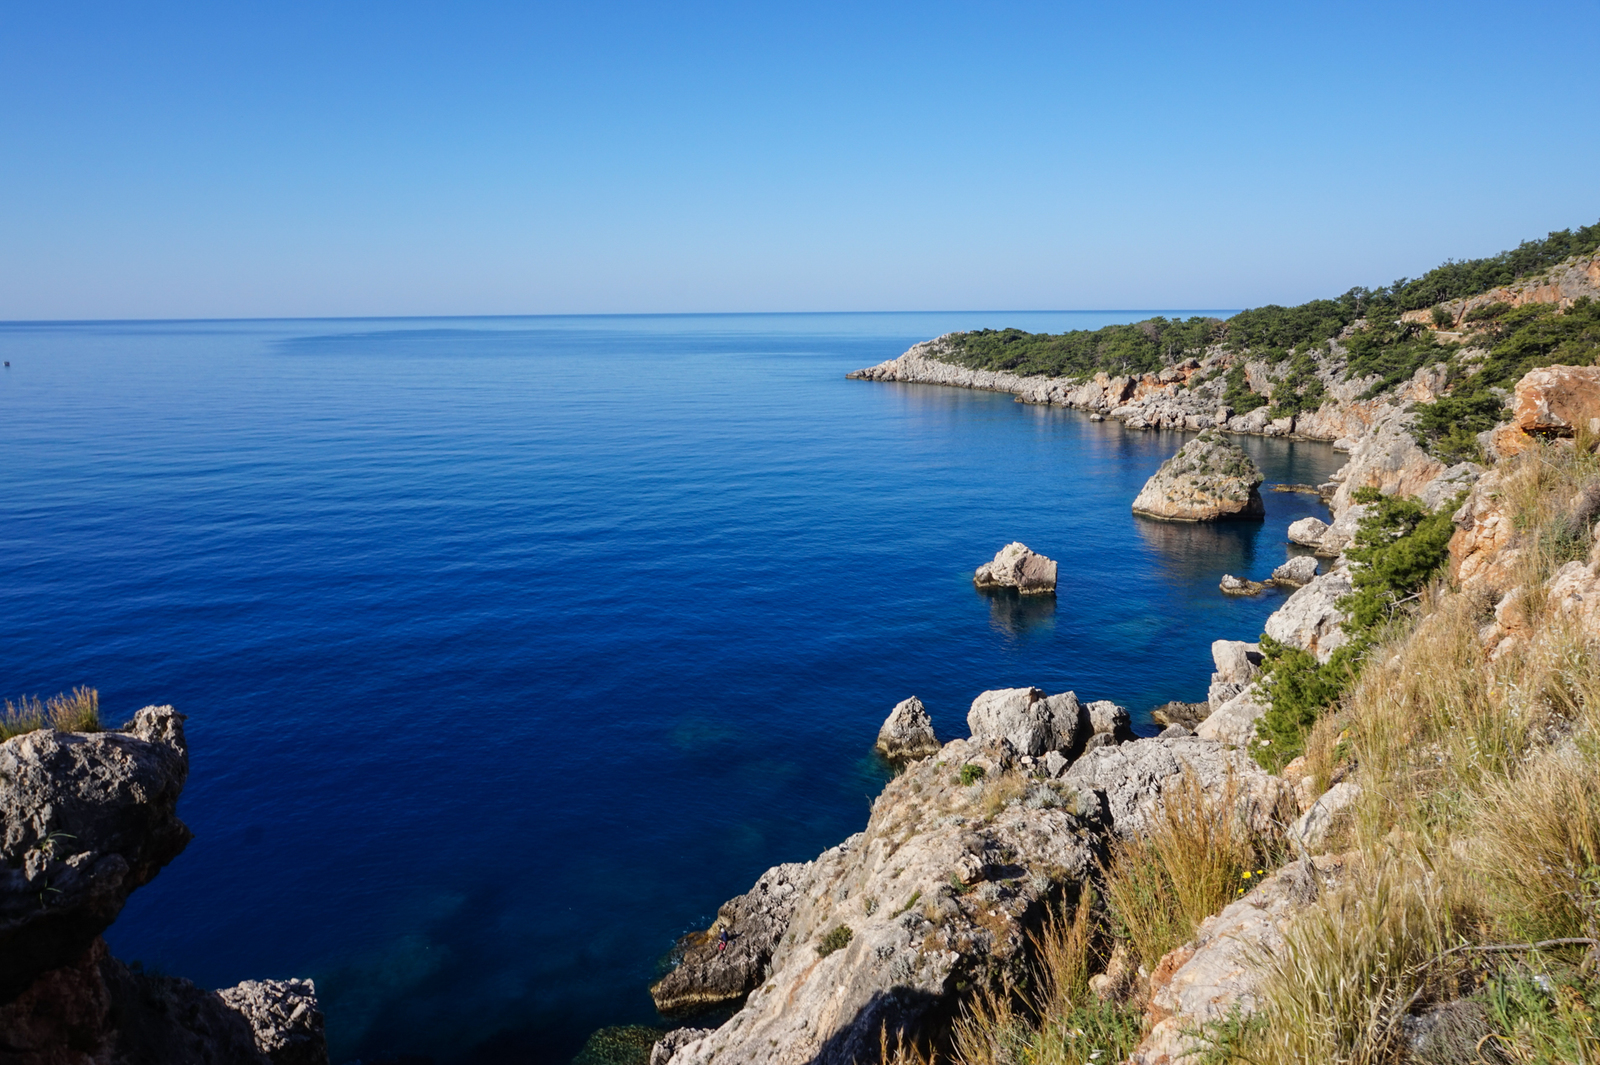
973, 542, 1058, 594
1132, 432, 1265, 522
875, 696, 940, 764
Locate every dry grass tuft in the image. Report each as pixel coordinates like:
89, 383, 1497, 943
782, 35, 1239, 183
1101, 771, 1281, 969
1, 686, 101, 740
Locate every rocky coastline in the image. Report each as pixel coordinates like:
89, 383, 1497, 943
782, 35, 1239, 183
648, 269, 1600, 1062
0, 706, 328, 1065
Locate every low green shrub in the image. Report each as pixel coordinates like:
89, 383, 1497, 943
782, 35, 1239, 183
817, 924, 853, 957
959, 763, 986, 786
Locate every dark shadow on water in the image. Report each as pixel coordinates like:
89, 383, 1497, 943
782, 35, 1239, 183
1131, 512, 1267, 586
976, 587, 1057, 638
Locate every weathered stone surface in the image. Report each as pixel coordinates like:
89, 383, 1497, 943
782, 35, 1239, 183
0, 706, 192, 1002
216, 979, 327, 1065
1290, 781, 1361, 853
1150, 701, 1210, 731
652, 1028, 716, 1065
1491, 365, 1600, 456
1287, 515, 1330, 548
1059, 736, 1292, 838
875, 696, 940, 764
1451, 465, 1523, 591
650, 861, 810, 1014
1269, 555, 1319, 587
0, 937, 328, 1065
1132, 855, 1346, 1065
1419, 461, 1484, 511
1083, 699, 1133, 743
1212, 641, 1261, 685
966, 687, 1081, 757
1219, 574, 1266, 596
1194, 684, 1268, 747
1132, 432, 1265, 522
661, 738, 1099, 1065
1263, 570, 1352, 662
973, 542, 1058, 595
1326, 397, 1446, 515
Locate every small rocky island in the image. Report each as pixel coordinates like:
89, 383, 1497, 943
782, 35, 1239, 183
1131, 431, 1265, 521
972, 542, 1057, 594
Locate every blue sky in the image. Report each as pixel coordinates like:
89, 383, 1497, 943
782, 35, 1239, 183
2, 1, 1597, 319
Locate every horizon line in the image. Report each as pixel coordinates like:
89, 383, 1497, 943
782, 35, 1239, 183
0, 307, 1244, 328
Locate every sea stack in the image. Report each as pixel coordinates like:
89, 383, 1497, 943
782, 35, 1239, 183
973, 542, 1058, 594
874, 696, 940, 763
1132, 431, 1266, 521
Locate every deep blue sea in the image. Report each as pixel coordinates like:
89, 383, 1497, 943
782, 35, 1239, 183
0, 313, 1341, 1063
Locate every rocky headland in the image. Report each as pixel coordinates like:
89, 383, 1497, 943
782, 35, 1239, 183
0, 706, 327, 1065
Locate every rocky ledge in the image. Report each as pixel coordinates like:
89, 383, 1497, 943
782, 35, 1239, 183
1132, 431, 1265, 522
973, 542, 1057, 594
0, 706, 327, 1065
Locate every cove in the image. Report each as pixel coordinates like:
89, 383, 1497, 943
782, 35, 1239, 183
0, 313, 1340, 1063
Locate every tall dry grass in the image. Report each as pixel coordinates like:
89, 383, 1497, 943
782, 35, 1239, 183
1, 686, 101, 740
1101, 771, 1283, 969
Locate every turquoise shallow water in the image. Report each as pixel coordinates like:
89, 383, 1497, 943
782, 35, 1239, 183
0, 312, 1340, 1063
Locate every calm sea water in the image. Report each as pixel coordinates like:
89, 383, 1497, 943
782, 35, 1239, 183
0, 313, 1341, 1063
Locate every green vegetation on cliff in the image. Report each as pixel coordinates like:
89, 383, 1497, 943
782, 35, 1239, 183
938, 221, 1600, 402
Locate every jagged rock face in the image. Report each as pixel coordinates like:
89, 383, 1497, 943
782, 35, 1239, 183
1327, 396, 1446, 515
966, 687, 1081, 757
650, 862, 809, 1015
973, 542, 1058, 595
1450, 465, 1522, 592
875, 696, 941, 764
1194, 684, 1268, 747
0, 706, 193, 1003
1490, 364, 1600, 457
1132, 432, 1265, 522
1262, 570, 1352, 662
661, 737, 1100, 1065
0, 936, 327, 1065
1059, 736, 1293, 839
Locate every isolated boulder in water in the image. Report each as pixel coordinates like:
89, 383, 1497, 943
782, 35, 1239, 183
1132, 431, 1265, 521
1270, 555, 1319, 586
1287, 516, 1330, 548
966, 687, 1081, 756
973, 542, 1058, 594
875, 697, 940, 763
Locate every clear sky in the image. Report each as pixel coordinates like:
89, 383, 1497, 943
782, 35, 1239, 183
2, 1, 1597, 320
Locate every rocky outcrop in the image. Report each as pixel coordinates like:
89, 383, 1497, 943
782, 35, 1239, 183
1132, 433, 1265, 522
875, 696, 941, 764
1, 705, 192, 1002
1263, 570, 1353, 662
1290, 781, 1361, 853
1287, 516, 1330, 548
0, 708, 328, 1064
650, 862, 809, 1015
1194, 685, 1268, 748
1205, 640, 1262, 715
1131, 855, 1345, 1065
1489, 364, 1600, 458
966, 687, 1081, 757
973, 542, 1058, 595
1059, 735, 1293, 839
658, 737, 1100, 1065
1218, 574, 1266, 596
